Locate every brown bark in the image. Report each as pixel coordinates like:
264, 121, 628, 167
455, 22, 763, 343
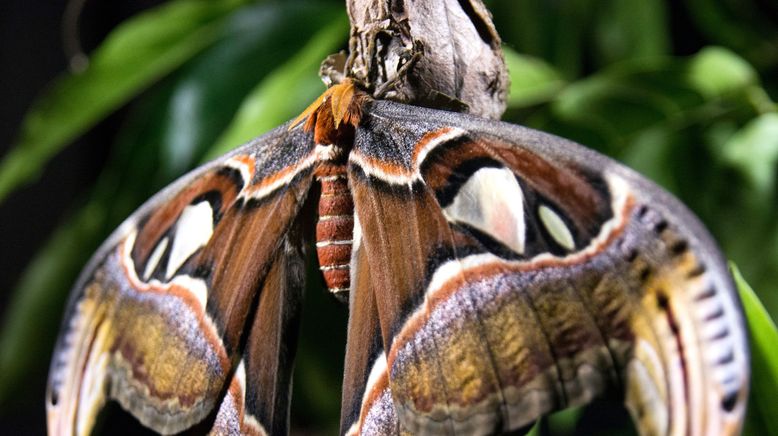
323, 0, 508, 120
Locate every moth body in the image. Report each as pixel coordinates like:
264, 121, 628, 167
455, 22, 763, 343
298, 79, 367, 301
315, 164, 354, 301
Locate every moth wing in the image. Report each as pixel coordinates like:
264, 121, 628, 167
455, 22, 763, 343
47, 124, 317, 435
342, 101, 749, 435
209, 227, 309, 436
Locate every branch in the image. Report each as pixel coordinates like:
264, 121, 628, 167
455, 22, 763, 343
326, 0, 508, 119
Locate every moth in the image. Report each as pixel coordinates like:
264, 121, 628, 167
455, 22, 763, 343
47, 79, 749, 435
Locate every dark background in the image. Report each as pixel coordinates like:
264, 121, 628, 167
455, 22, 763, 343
1, 1, 776, 435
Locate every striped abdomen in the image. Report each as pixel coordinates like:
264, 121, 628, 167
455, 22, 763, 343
315, 166, 353, 301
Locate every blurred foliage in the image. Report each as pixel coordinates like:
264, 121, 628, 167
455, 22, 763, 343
733, 263, 778, 433
0, 0, 777, 434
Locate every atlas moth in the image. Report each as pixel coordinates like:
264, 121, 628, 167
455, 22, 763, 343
46, 7, 749, 436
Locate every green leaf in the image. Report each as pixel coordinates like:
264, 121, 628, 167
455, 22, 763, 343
719, 113, 778, 196
504, 47, 566, 108
687, 47, 758, 99
547, 406, 582, 434
731, 263, 778, 432
0, 0, 247, 203
206, 15, 349, 159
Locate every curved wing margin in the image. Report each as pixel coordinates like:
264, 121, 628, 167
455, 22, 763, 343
343, 101, 748, 436
47, 125, 316, 435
